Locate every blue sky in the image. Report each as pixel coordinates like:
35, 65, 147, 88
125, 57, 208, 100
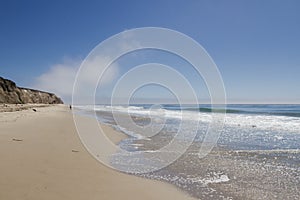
1, 0, 300, 103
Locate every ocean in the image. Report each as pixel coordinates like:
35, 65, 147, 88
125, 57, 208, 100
75, 104, 300, 199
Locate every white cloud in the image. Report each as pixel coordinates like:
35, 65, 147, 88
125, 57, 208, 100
33, 33, 144, 103
78, 55, 119, 86
33, 57, 119, 103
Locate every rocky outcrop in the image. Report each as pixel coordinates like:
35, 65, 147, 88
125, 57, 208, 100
0, 77, 63, 104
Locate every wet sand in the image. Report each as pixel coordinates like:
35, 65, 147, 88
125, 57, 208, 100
0, 105, 195, 200
132, 139, 300, 200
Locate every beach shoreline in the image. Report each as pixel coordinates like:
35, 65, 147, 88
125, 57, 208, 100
88, 105, 300, 200
0, 104, 195, 200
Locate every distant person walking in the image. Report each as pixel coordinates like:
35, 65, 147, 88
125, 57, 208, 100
69, 105, 72, 110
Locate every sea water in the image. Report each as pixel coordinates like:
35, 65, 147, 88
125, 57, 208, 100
75, 104, 300, 199
81, 104, 300, 150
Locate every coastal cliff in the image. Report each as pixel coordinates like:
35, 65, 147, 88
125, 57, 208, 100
0, 77, 63, 104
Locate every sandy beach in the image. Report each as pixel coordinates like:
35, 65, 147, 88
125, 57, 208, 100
0, 105, 195, 200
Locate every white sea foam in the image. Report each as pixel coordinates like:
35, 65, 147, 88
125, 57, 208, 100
112, 124, 146, 140
76, 105, 300, 134
75, 105, 300, 150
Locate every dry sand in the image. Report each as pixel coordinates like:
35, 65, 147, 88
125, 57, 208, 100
0, 105, 195, 200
